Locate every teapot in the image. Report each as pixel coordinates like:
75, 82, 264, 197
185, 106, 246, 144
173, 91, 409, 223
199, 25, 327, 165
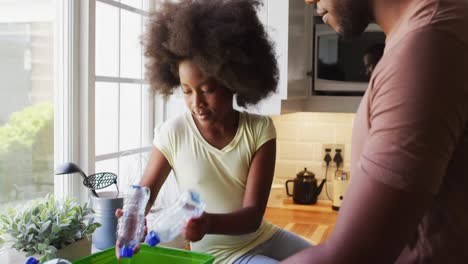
285, 168, 326, 204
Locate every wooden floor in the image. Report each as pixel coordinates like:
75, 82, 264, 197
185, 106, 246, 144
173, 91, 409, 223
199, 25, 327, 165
264, 200, 338, 245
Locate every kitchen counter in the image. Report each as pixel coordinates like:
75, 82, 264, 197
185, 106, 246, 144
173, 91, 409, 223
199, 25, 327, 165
265, 198, 338, 244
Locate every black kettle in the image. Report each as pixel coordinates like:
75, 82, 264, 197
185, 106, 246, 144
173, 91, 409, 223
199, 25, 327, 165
285, 168, 326, 204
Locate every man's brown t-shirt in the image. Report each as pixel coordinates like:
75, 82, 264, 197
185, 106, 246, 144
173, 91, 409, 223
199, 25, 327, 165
351, 0, 468, 262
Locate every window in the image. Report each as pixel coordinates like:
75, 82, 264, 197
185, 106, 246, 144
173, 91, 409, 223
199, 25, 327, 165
93, 0, 154, 194
0, 0, 57, 210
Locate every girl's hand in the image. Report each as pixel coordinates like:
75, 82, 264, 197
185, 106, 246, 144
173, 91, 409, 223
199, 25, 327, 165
183, 212, 210, 242
114, 209, 147, 259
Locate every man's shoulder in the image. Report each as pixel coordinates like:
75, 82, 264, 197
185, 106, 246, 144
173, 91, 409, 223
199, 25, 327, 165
378, 26, 467, 76
386, 0, 468, 51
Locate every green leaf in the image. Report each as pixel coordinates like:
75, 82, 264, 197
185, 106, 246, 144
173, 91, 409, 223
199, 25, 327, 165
51, 223, 61, 235
38, 243, 48, 251
0, 215, 10, 225
32, 216, 40, 226
40, 220, 51, 233
40, 208, 48, 222
24, 212, 31, 225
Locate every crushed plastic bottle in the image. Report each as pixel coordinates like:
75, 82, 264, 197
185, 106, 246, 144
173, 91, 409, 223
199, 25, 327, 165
116, 185, 150, 258
25, 257, 71, 264
145, 190, 205, 247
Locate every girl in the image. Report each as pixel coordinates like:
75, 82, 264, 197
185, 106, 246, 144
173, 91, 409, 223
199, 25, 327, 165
116, 1, 311, 263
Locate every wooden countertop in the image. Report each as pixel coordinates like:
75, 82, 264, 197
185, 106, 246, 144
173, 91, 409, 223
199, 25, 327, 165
264, 198, 338, 244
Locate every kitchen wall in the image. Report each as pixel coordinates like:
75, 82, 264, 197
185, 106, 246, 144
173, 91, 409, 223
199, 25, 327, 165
270, 112, 355, 202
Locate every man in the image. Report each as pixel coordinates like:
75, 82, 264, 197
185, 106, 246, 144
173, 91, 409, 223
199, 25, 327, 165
282, 0, 468, 263
363, 43, 385, 79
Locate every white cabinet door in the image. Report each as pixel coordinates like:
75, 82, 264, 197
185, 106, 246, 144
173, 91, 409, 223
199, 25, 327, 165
287, 0, 312, 99
234, 0, 286, 115
239, 0, 312, 115
266, 0, 289, 100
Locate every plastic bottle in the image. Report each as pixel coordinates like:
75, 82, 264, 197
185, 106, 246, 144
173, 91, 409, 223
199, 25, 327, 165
25, 257, 72, 264
145, 190, 205, 247
116, 185, 151, 258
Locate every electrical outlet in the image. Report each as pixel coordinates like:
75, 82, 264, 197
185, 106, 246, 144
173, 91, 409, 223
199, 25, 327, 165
322, 144, 345, 168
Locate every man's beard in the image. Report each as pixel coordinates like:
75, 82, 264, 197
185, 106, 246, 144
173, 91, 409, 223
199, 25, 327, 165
336, 0, 371, 39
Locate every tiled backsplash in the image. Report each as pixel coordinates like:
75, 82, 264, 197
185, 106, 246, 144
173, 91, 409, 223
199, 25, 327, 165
270, 112, 355, 201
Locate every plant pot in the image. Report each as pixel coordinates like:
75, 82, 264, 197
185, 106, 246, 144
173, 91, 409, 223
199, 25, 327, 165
90, 191, 123, 250
56, 238, 91, 261
0, 247, 39, 264
1, 238, 91, 263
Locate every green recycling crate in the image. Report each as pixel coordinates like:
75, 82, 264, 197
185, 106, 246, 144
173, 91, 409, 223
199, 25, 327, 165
73, 244, 214, 264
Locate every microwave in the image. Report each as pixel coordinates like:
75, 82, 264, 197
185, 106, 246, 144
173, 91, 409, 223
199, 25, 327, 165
312, 18, 386, 96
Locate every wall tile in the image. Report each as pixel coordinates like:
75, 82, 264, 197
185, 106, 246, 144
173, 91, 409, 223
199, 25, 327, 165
278, 142, 315, 161
297, 123, 336, 143
270, 115, 282, 123
335, 125, 353, 144
344, 143, 352, 165
272, 112, 355, 202
275, 122, 299, 141
274, 160, 298, 179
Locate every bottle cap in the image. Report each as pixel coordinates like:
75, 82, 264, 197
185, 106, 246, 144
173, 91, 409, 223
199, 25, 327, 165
190, 190, 201, 204
145, 230, 161, 247
25, 257, 40, 264
131, 185, 141, 190
119, 246, 134, 258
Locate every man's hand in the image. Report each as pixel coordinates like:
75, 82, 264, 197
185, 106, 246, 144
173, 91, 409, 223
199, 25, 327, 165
114, 209, 147, 260
183, 212, 210, 242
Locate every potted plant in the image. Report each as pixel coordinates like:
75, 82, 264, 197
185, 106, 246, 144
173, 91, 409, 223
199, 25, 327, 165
0, 194, 101, 262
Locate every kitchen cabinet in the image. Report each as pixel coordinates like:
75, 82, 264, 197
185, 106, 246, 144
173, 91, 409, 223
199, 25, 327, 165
240, 0, 363, 114
236, 0, 312, 115
260, 0, 361, 114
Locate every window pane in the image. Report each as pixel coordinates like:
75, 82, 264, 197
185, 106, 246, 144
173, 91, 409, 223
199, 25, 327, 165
120, 83, 141, 151
0, 0, 55, 209
95, 82, 119, 155
121, 0, 142, 10
141, 85, 153, 147
118, 152, 149, 192
120, 9, 142, 79
96, 1, 119, 77
95, 158, 118, 175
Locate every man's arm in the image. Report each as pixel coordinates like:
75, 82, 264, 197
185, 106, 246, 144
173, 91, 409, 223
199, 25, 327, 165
281, 171, 432, 263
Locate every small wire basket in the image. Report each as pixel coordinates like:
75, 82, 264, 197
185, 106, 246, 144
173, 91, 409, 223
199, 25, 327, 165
83, 172, 120, 196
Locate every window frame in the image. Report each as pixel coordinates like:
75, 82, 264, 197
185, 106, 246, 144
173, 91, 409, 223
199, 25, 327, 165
53, 0, 91, 203
67, 0, 156, 204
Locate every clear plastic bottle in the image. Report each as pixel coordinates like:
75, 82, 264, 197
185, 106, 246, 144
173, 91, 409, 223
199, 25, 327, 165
116, 185, 150, 258
145, 190, 205, 246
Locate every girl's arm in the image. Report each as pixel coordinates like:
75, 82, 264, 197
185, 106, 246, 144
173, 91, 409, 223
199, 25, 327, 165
139, 146, 173, 215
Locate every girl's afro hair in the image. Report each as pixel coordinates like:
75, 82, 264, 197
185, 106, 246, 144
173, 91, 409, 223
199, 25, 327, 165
143, 0, 278, 107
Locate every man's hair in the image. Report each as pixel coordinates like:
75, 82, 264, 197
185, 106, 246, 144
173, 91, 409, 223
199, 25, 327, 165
143, 0, 278, 107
